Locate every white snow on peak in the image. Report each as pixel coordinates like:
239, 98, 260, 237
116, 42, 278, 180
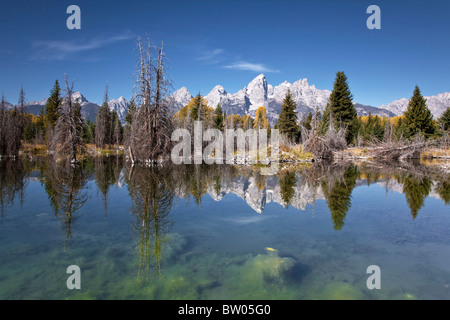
71, 91, 89, 105
171, 87, 193, 106
205, 85, 230, 109
108, 96, 130, 123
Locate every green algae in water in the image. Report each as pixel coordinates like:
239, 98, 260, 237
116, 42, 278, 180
311, 282, 367, 300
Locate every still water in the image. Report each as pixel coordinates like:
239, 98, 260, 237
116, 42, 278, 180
0, 157, 449, 300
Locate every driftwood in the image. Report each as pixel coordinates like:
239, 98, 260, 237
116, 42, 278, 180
368, 139, 440, 161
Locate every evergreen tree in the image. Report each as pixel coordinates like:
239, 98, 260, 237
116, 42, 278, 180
83, 120, 95, 144
190, 93, 204, 123
394, 116, 406, 140
320, 71, 357, 143
438, 107, 450, 131
125, 99, 136, 125
95, 84, 112, 149
318, 103, 331, 136
278, 89, 299, 141
213, 104, 224, 131
403, 86, 435, 138
303, 111, 312, 131
45, 80, 62, 129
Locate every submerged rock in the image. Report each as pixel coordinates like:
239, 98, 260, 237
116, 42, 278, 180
242, 248, 296, 283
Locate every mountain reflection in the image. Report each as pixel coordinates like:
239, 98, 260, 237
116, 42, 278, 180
1, 156, 448, 234
0, 156, 448, 281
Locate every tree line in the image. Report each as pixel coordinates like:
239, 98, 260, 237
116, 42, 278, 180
1, 38, 449, 162
173, 71, 449, 152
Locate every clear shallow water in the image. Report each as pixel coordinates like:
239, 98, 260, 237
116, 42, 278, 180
0, 157, 449, 300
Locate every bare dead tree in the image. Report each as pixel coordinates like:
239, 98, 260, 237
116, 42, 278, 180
113, 116, 121, 150
127, 37, 173, 162
302, 112, 346, 160
51, 75, 85, 163
0, 91, 26, 157
0, 93, 6, 155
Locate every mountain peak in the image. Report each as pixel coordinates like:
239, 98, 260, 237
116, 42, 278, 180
249, 73, 266, 84
211, 85, 226, 93
71, 91, 88, 104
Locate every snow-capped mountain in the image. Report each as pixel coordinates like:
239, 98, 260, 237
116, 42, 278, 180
8, 91, 130, 124
71, 91, 89, 105
108, 96, 129, 123
204, 85, 231, 110
167, 87, 193, 110
169, 74, 396, 125
380, 92, 450, 119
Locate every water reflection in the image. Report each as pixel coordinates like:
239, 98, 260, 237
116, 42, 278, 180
1, 157, 448, 227
321, 164, 358, 230
0, 156, 449, 299
38, 158, 91, 247
125, 164, 174, 280
94, 156, 123, 216
1, 157, 448, 272
0, 159, 28, 215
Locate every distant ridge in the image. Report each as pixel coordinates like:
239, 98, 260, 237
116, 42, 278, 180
169, 74, 402, 125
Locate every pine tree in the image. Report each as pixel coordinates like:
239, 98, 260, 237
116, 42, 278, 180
303, 111, 312, 131
213, 104, 224, 131
45, 80, 62, 129
95, 84, 112, 149
403, 85, 435, 139
320, 71, 357, 144
278, 89, 299, 141
438, 107, 450, 131
190, 93, 204, 123
125, 99, 136, 125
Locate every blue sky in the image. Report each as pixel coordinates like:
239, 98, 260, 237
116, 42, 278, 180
0, 0, 449, 107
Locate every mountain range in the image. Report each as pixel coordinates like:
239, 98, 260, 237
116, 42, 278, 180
4, 74, 449, 125
169, 74, 449, 124
380, 92, 450, 118
4, 92, 130, 124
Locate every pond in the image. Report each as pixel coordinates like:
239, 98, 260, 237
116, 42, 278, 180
0, 157, 449, 300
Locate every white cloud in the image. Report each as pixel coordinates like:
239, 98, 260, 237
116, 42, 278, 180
30, 32, 135, 60
198, 48, 224, 62
223, 61, 279, 73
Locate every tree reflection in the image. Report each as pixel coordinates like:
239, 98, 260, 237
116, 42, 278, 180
0, 159, 28, 216
400, 175, 432, 219
39, 158, 90, 247
126, 164, 175, 281
358, 162, 448, 219
321, 164, 358, 230
435, 180, 450, 205
278, 171, 297, 208
94, 156, 123, 216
